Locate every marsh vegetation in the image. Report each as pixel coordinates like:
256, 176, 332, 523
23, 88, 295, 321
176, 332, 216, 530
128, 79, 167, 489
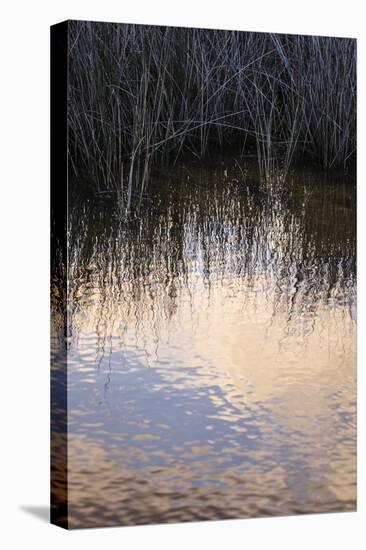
68, 21, 356, 205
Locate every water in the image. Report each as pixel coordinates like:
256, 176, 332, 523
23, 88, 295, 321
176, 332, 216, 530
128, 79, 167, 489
52, 160, 356, 528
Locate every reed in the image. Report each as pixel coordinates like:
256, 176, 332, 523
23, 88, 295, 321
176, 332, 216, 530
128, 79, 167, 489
68, 21, 356, 201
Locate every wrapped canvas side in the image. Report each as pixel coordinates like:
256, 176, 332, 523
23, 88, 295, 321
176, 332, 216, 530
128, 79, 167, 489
50, 20, 69, 529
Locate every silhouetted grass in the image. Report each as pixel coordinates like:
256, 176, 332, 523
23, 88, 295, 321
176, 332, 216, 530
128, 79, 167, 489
68, 21, 356, 202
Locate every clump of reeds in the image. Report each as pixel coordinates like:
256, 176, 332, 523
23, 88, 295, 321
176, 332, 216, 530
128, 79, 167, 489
68, 21, 356, 202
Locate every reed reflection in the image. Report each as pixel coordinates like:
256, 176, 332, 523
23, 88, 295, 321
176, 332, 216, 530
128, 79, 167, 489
67, 163, 355, 344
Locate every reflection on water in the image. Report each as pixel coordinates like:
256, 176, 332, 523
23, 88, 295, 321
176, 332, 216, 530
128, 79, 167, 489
51, 161, 356, 528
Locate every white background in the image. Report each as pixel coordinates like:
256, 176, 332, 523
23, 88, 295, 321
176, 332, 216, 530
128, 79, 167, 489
0, 1, 364, 548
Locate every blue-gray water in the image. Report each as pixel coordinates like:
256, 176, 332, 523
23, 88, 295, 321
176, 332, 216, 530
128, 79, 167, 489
52, 161, 356, 528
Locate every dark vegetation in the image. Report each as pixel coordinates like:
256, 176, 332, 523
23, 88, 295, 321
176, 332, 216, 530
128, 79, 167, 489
68, 21, 356, 205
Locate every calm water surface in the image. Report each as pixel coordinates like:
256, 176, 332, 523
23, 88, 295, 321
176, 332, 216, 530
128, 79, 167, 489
52, 161, 356, 528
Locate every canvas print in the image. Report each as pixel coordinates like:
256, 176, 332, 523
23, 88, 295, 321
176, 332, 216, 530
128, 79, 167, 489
51, 20, 356, 529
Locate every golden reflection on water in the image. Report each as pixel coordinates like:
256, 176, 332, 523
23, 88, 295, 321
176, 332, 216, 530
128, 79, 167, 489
53, 162, 356, 527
